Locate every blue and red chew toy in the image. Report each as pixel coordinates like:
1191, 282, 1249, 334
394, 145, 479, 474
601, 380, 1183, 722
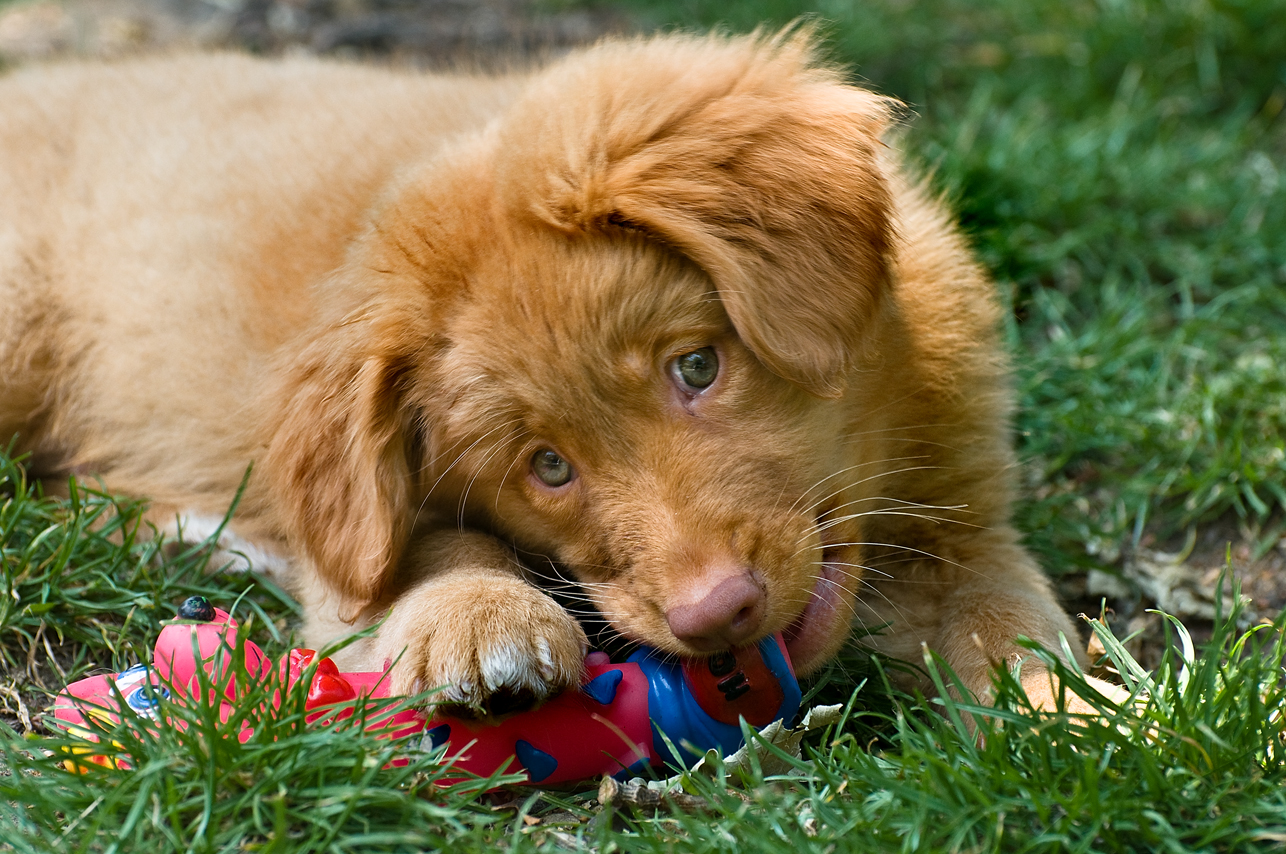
53, 596, 801, 786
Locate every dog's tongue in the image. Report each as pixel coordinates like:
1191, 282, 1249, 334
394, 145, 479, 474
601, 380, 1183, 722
781, 563, 843, 671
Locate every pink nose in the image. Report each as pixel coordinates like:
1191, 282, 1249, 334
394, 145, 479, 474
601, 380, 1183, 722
665, 571, 766, 651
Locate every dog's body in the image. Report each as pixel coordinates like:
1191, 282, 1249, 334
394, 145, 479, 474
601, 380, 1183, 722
1, 33, 1095, 712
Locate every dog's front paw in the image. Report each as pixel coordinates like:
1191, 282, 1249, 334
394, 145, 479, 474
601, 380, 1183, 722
376, 572, 588, 717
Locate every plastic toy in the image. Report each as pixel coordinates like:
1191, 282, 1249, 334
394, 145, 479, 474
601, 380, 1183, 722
54, 596, 801, 786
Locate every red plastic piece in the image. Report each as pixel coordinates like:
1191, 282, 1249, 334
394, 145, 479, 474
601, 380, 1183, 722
681, 646, 786, 728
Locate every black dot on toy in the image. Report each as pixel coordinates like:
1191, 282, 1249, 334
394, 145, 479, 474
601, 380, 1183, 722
177, 595, 216, 622
707, 651, 736, 677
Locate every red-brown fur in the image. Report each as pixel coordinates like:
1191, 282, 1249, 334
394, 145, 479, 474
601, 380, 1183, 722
0, 31, 1110, 712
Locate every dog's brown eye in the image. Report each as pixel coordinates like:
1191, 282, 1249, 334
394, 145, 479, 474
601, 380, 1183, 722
531, 449, 574, 487
672, 347, 718, 390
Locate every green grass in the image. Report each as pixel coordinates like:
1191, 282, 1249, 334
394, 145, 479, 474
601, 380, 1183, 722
0, 449, 294, 702
4, 447, 1286, 851
6, 0, 1286, 850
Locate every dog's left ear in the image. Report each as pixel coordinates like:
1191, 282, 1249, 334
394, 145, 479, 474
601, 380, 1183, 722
263, 322, 416, 617
501, 32, 899, 398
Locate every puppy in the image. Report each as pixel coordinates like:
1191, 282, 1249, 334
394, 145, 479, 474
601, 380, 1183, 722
0, 31, 1106, 715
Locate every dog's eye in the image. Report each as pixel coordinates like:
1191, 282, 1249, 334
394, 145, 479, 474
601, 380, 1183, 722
672, 347, 719, 391
531, 449, 574, 487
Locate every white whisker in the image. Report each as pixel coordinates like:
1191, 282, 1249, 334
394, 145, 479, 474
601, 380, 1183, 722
788, 456, 930, 515
414, 417, 522, 528
817, 540, 981, 576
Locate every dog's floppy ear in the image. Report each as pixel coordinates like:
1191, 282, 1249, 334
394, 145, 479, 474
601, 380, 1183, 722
264, 324, 415, 617
261, 166, 484, 618
499, 30, 898, 398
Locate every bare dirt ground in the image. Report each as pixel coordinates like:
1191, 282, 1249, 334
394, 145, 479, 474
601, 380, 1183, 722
1067, 516, 1286, 667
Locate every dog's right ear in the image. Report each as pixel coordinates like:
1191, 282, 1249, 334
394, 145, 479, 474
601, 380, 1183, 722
496, 30, 900, 399
264, 323, 415, 619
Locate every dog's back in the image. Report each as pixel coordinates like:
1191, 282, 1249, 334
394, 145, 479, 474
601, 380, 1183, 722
0, 55, 517, 500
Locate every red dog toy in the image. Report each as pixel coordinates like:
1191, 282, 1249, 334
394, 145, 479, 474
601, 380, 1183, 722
54, 597, 801, 786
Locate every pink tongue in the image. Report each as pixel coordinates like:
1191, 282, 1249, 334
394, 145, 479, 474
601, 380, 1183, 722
782, 563, 842, 669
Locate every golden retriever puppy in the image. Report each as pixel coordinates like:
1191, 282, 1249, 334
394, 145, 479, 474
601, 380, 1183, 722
0, 31, 1108, 714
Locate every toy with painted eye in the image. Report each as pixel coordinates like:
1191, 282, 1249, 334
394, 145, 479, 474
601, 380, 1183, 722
53, 596, 801, 786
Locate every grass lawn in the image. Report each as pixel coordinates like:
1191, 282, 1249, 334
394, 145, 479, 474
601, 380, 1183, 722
3, 0, 1285, 850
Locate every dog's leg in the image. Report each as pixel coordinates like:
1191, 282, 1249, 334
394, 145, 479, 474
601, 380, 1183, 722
926, 577, 1126, 714
313, 529, 588, 716
857, 537, 1125, 714
151, 509, 293, 581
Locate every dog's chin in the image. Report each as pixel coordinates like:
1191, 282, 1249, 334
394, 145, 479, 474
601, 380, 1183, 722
781, 561, 848, 675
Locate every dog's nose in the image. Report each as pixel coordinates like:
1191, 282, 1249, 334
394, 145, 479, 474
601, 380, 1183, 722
666, 571, 765, 651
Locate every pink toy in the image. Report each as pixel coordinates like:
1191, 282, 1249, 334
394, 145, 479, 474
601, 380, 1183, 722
53, 596, 802, 786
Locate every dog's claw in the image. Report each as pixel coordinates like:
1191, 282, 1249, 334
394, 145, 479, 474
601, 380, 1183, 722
374, 572, 587, 718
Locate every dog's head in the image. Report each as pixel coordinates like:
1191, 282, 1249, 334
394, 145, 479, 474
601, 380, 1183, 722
268, 31, 899, 673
